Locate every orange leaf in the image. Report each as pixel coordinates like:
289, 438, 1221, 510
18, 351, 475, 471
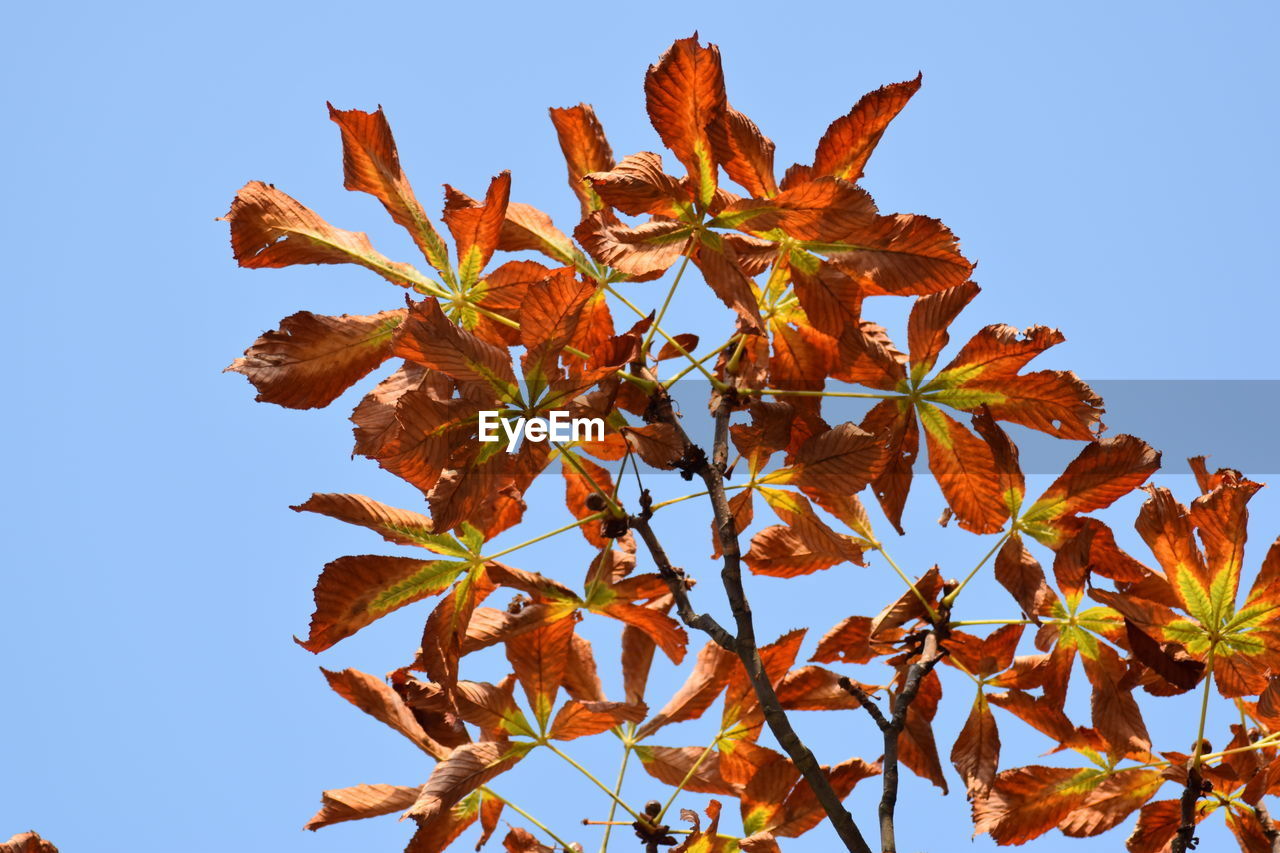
774, 757, 879, 837
291, 493, 450, 551
636, 745, 738, 796
321, 667, 447, 758
1022, 435, 1161, 543
897, 669, 948, 792
1081, 642, 1151, 756
622, 423, 685, 470
227, 309, 405, 409
709, 105, 777, 198
645, 35, 726, 207
442, 172, 511, 283
224, 181, 427, 287
862, 398, 919, 535
454, 677, 534, 738
546, 699, 646, 741
822, 213, 972, 296
637, 641, 736, 739
584, 152, 690, 217
299, 555, 465, 652
787, 421, 885, 501
0, 834, 58, 853
775, 665, 873, 711
810, 75, 922, 183
918, 401, 1008, 533
549, 103, 615, 216
327, 104, 453, 279
504, 612, 577, 725
501, 827, 553, 852
1125, 799, 1184, 852
498, 201, 577, 267
973, 765, 1100, 844
951, 692, 1000, 796
405, 741, 530, 823
906, 281, 979, 375
394, 297, 517, 395
304, 784, 421, 831
1059, 768, 1164, 838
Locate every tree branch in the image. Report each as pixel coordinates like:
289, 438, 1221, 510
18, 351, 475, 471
633, 380, 875, 853
1171, 760, 1204, 853
629, 514, 737, 651
840, 625, 946, 853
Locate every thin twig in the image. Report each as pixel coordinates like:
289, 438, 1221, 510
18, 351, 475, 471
629, 515, 736, 651
634, 379, 875, 853
1171, 760, 1204, 853
839, 623, 948, 853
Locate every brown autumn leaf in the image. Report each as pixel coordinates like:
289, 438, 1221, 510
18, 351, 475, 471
994, 533, 1056, 621
406, 741, 532, 823
950, 691, 1000, 796
405, 792, 484, 853
304, 784, 421, 830
549, 103, 615, 216
644, 34, 726, 207
584, 152, 691, 218
454, 677, 534, 739
621, 422, 685, 470
416, 570, 499, 692
575, 213, 689, 279
227, 309, 406, 409
897, 669, 948, 792
0, 834, 58, 853
291, 493, 461, 552
1059, 768, 1164, 838
501, 827, 554, 853
809, 74, 922, 184
224, 181, 427, 287
327, 104, 453, 278
546, 699, 646, 741
710, 105, 777, 198
562, 631, 608, 703
636, 640, 736, 739
442, 172, 511, 285
321, 667, 447, 758
775, 665, 874, 711
299, 555, 466, 652
504, 611, 578, 726
394, 296, 518, 396
973, 765, 1103, 845
635, 744, 739, 796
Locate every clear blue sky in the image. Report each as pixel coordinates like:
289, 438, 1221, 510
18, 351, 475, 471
3, 2, 1278, 852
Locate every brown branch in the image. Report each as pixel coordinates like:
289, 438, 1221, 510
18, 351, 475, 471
1248, 730, 1280, 852
634, 380, 875, 853
1255, 801, 1280, 853
1171, 760, 1204, 853
629, 514, 737, 651
840, 626, 947, 853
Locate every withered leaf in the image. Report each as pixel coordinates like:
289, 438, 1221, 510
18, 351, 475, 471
227, 309, 405, 409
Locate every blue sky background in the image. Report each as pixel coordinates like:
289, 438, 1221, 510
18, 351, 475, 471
3, 2, 1278, 852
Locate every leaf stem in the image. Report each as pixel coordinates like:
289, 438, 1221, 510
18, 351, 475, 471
544, 741, 642, 820
480, 786, 574, 850
874, 543, 939, 623
753, 388, 899, 400
942, 532, 1012, 607
642, 243, 694, 352
599, 737, 634, 853
604, 284, 722, 387
656, 729, 723, 822
483, 513, 601, 562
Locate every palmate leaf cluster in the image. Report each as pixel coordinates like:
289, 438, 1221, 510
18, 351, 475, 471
205, 34, 1280, 853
